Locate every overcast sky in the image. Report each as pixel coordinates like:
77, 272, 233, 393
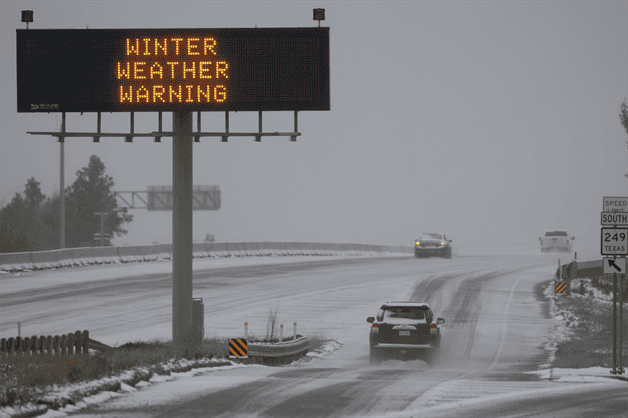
1, 0, 627, 257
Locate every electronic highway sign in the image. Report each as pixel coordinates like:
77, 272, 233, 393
601, 227, 628, 256
16, 27, 330, 113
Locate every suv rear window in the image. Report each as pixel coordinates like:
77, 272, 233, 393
377, 307, 428, 323
420, 233, 442, 240
545, 231, 568, 237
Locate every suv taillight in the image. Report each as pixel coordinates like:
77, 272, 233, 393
371, 323, 379, 334
430, 323, 437, 334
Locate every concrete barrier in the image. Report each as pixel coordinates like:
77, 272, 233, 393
232, 242, 247, 257
0, 242, 413, 272
57, 249, 75, 268
152, 244, 172, 260
141, 245, 159, 261
207, 242, 228, 257
91, 246, 121, 264
118, 245, 145, 262
244, 242, 265, 257
70, 247, 95, 266
192, 243, 207, 259
31, 249, 62, 269
0, 251, 33, 271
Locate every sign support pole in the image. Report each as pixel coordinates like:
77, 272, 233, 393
613, 272, 618, 373
59, 112, 65, 249
172, 110, 193, 355
620, 274, 624, 373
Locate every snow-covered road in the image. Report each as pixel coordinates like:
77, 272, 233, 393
2, 254, 626, 417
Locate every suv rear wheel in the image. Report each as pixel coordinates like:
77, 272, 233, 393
370, 346, 383, 365
426, 336, 441, 365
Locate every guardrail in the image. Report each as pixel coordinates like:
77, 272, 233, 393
0, 242, 413, 272
248, 336, 311, 358
558, 258, 603, 280
1, 330, 90, 360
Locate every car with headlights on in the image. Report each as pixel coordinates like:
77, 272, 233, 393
539, 230, 574, 253
367, 302, 445, 365
414, 233, 452, 258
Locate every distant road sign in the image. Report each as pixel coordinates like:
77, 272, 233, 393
603, 257, 627, 274
601, 227, 628, 255
601, 212, 628, 226
603, 197, 628, 212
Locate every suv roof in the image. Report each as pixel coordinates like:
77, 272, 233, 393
382, 302, 430, 308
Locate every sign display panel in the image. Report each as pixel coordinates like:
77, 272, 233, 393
601, 227, 628, 256
147, 185, 220, 211
603, 196, 628, 212
17, 28, 329, 112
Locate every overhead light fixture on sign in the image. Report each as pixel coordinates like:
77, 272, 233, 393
21, 10, 33, 29
313, 8, 325, 27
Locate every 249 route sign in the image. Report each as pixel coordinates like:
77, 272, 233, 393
601, 228, 628, 256
16, 27, 330, 113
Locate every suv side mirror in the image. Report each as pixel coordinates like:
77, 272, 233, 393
449, 240, 452, 243
539, 237, 542, 241
571, 236, 575, 240
366, 317, 375, 323
437, 318, 445, 324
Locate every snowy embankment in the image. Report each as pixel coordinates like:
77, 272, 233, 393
0, 341, 343, 418
531, 279, 628, 383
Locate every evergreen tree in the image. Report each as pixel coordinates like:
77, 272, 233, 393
620, 98, 628, 136
0, 193, 30, 252
23, 177, 47, 250
64, 155, 133, 247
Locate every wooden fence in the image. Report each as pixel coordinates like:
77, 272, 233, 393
0, 330, 91, 361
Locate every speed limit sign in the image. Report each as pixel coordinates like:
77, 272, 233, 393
601, 228, 628, 255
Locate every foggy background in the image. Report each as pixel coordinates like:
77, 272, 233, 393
1, 0, 627, 258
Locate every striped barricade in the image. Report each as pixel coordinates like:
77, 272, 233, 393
229, 338, 248, 359
555, 282, 567, 294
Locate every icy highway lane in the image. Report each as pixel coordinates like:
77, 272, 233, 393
2, 254, 626, 417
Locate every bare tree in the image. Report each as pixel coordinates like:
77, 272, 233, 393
265, 305, 280, 342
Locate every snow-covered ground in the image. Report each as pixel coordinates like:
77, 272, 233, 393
2, 254, 626, 418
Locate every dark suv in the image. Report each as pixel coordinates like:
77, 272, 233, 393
367, 302, 444, 365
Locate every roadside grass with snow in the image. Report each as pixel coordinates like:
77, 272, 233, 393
0, 335, 340, 418
543, 275, 628, 371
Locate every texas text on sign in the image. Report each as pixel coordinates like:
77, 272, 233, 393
16, 28, 330, 113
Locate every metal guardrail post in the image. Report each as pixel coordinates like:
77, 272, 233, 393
294, 322, 297, 341
280, 325, 283, 343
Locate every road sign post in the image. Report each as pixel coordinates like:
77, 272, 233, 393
172, 111, 193, 355
620, 274, 624, 374
613, 273, 618, 374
